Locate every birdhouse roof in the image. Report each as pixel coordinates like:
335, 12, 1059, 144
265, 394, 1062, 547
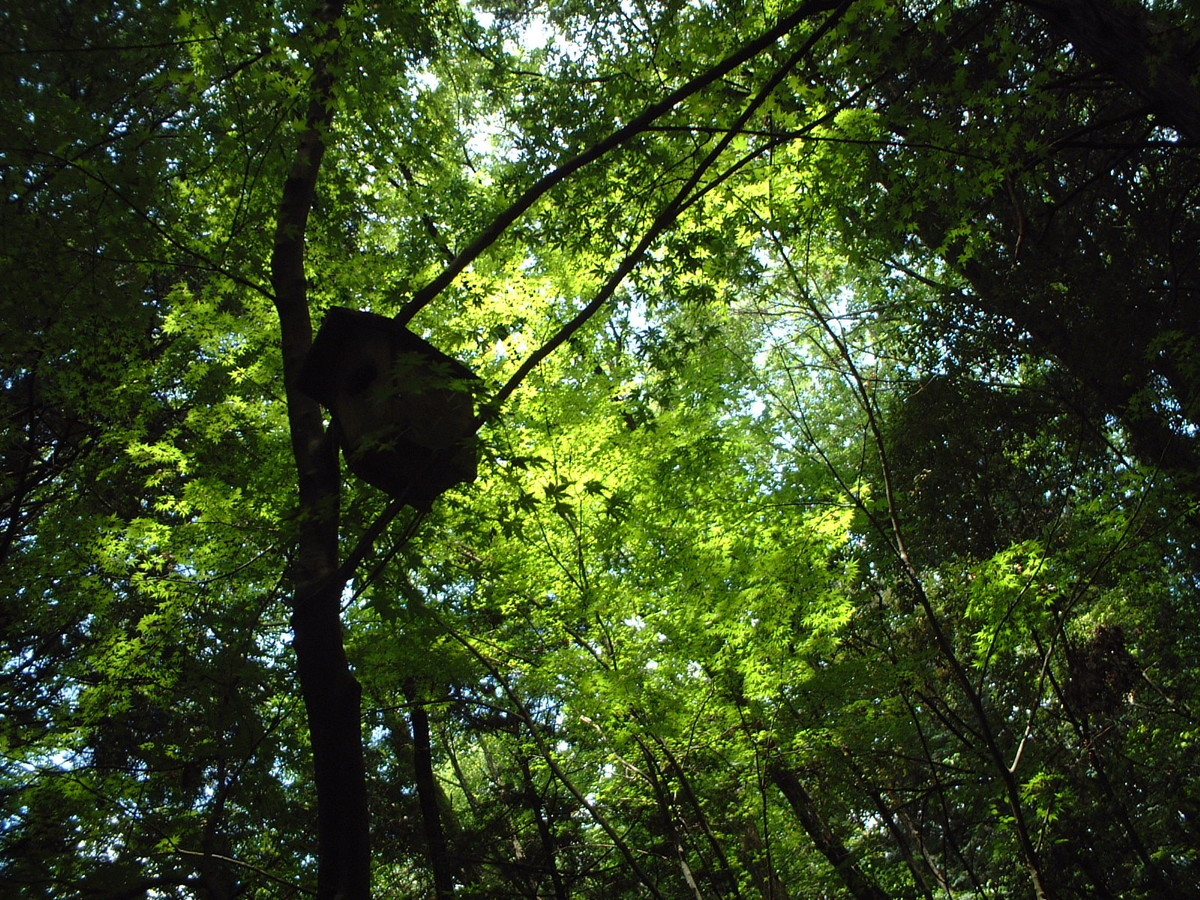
297, 306, 474, 407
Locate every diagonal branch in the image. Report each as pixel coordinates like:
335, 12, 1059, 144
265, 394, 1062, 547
484, 1, 853, 421
396, 0, 852, 324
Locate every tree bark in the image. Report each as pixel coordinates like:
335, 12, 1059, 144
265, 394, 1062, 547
402, 680, 456, 899
766, 761, 894, 900
269, 2, 369, 898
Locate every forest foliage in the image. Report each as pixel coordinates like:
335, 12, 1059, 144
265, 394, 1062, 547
2, 0, 1200, 898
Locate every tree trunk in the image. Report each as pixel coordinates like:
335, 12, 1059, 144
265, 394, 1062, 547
766, 761, 893, 900
269, 2, 370, 897
403, 680, 456, 899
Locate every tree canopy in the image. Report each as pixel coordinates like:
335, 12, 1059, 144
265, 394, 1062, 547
3, 1, 1199, 898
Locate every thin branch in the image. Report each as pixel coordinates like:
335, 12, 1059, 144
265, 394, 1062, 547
173, 848, 315, 895
0, 37, 220, 55
436, 615, 670, 900
26, 150, 275, 301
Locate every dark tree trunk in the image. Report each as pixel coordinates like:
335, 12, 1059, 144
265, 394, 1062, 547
269, 2, 370, 898
403, 680, 456, 899
767, 762, 894, 900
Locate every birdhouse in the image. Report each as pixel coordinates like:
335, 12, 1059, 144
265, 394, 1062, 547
297, 307, 477, 508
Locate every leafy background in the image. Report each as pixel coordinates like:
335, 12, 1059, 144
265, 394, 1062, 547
2, 0, 1199, 897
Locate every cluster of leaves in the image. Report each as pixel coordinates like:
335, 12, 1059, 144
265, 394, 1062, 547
3, 0, 1200, 898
